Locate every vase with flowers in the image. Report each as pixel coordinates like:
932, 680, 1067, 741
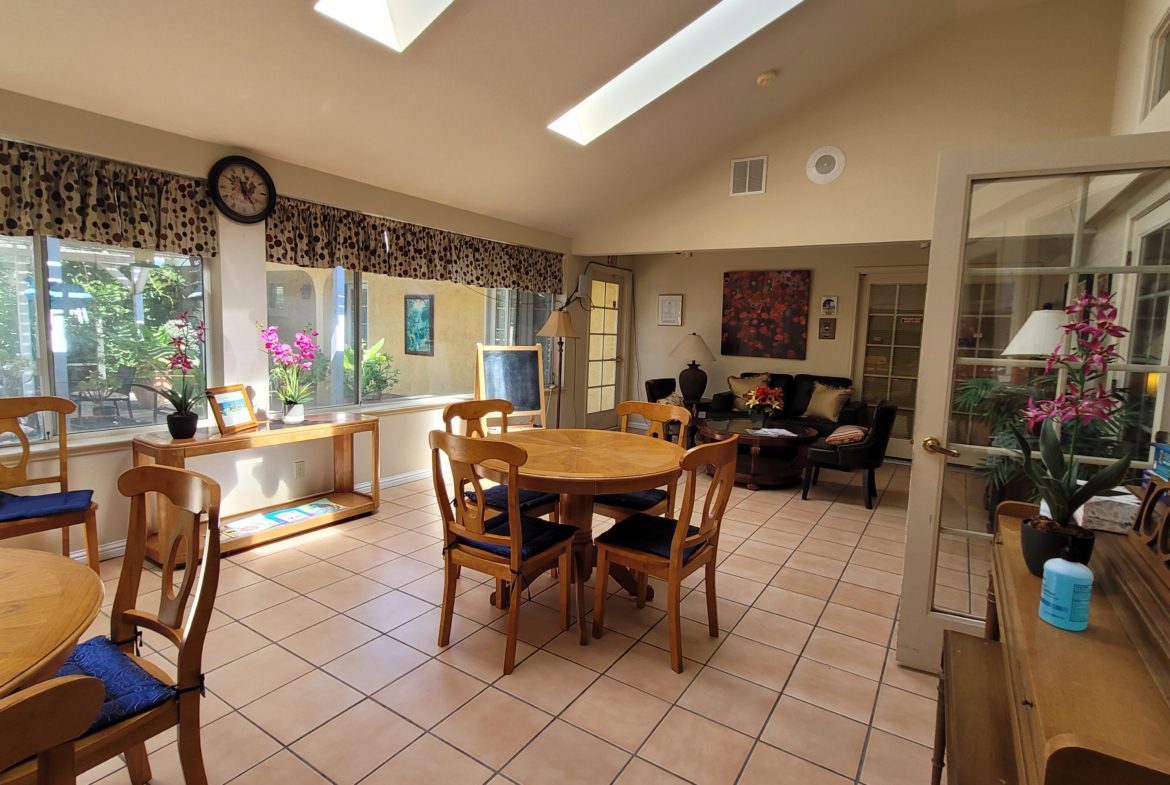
135, 312, 206, 439
1010, 292, 1133, 576
745, 384, 784, 429
259, 324, 319, 424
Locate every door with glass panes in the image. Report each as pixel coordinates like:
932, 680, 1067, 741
584, 268, 631, 431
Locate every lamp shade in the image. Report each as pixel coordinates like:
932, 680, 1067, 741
669, 332, 716, 364
537, 309, 579, 339
1001, 308, 1068, 358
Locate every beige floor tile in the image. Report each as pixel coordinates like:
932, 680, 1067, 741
754, 585, 827, 624
717, 554, 780, 584
857, 535, 905, 557
606, 642, 699, 701
562, 675, 672, 752
785, 551, 847, 580
241, 596, 335, 640
272, 560, 353, 593
363, 733, 493, 785
872, 684, 936, 746
739, 743, 852, 785
710, 572, 766, 605
374, 658, 486, 728
215, 580, 298, 619
324, 634, 430, 693
346, 521, 410, 544
326, 543, 398, 572
769, 567, 837, 599
677, 666, 778, 736
803, 627, 887, 680
596, 596, 666, 638
761, 695, 867, 777
306, 573, 391, 611
488, 599, 571, 647
797, 537, 855, 562
346, 589, 434, 632
245, 549, 321, 578
679, 590, 747, 631
291, 699, 421, 784
380, 529, 441, 555
362, 555, 437, 588
851, 548, 904, 576
640, 707, 754, 785
215, 564, 266, 594
438, 626, 537, 682
818, 602, 895, 646
209, 644, 313, 708
389, 606, 481, 655
504, 719, 631, 785
861, 728, 935, 785
495, 649, 597, 714
434, 687, 552, 769
643, 615, 726, 663
758, 519, 812, 540
806, 524, 863, 547
228, 750, 329, 784
240, 670, 363, 744
447, 582, 512, 625
706, 634, 797, 692
614, 758, 690, 784
881, 658, 939, 700
732, 607, 813, 654
292, 530, 365, 560
199, 621, 269, 671
280, 614, 380, 666
398, 569, 479, 605
543, 628, 636, 672
830, 582, 900, 618
784, 659, 879, 722
733, 539, 794, 566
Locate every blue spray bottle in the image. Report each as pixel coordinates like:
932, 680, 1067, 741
1038, 548, 1093, 632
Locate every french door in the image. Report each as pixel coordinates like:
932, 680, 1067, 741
897, 131, 1170, 671
584, 267, 631, 430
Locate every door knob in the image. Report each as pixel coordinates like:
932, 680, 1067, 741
922, 437, 960, 458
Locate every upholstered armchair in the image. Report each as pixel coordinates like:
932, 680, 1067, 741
802, 401, 899, 509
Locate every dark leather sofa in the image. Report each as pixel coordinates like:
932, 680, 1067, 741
709, 373, 865, 436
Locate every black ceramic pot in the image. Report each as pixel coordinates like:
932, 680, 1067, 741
751, 412, 767, 429
167, 411, 199, 440
1020, 517, 1095, 577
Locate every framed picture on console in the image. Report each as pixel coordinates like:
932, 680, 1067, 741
206, 384, 258, 435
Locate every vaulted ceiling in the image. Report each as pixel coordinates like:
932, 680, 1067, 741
0, 0, 1041, 237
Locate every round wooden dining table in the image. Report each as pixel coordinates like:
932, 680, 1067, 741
481, 428, 684, 643
0, 548, 105, 698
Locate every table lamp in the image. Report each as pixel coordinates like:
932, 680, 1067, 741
537, 309, 580, 428
1002, 305, 1067, 357
670, 332, 716, 401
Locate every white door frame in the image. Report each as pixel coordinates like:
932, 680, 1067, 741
897, 131, 1170, 672
584, 266, 633, 430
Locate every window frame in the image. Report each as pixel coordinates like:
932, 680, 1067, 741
1146, 7, 1170, 117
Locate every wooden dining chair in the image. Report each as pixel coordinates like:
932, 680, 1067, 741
592, 435, 738, 673
592, 400, 691, 522
0, 675, 105, 785
430, 429, 578, 674
0, 396, 99, 572
0, 465, 222, 785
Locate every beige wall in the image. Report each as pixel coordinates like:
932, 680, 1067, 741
573, 0, 1120, 256
624, 244, 929, 401
1112, 0, 1170, 134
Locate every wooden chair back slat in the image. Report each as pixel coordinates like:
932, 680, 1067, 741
616, 401, 691, 442
0, 674, 104, 780
0, 397, 76, 491
674, 436, 739, 559
443, 399, 513, 438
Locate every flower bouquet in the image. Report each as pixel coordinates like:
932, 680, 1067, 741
136, 312, 205, 439
745, 384, 784, 428
259, 324, 320, 424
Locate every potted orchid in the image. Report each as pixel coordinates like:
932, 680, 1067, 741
259, 324, 320, 424
135, 312, 206, 439
1010, 292, 1132, 576
745, 384, 784, 429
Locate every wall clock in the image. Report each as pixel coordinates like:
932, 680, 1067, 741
207, 155, 276, 224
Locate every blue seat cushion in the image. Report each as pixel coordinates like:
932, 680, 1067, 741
595, 513, 703, 561
455, 513, 575, 560
465, 485, 558, 513
593, 489, 668, 512
56, 636, 175, 734
0, 489, 92, 521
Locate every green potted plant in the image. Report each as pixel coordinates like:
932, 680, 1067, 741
343, 338, 401, 401
135, 312, 206, 439
1009, 291, 1133, 576
259, 323, 319, 424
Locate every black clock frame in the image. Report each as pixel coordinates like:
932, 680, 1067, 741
207, 155, 276, 225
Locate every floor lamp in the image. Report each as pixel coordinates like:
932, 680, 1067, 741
538, 309, 580, 428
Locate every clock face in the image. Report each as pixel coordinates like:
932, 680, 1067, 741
208, 156, 276, 224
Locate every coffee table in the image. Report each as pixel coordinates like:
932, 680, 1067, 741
695, 420, 819, 490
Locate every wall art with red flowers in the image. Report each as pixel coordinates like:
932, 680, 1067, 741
720, 270, 811, 359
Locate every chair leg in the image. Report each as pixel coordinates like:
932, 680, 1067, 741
575, 551, 588, 642
177, 694, 209, 785
813, 466, 821, 484
667, 576, 684, 673
437, 560, 458, 648
60, 527, 70, 559
502, 577, 522, 675
801, 464, 813, 501
592, 547, 610, 639
867, 468, 878, 509
704, 560, 719, 637
635, 572, 648, 609
83, 508, 100, 573
124, 741, 151, 785
494, 578, 508, 609
558, 549, 571, 631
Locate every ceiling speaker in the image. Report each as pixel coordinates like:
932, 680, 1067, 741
806, 146, 846, 184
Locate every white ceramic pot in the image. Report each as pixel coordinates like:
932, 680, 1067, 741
283, 403, 305, 424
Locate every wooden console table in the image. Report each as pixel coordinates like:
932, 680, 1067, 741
934, 499, 1170, 784
132, 412, 379, 563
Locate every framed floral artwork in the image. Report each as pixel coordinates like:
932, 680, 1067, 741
720, 270, 811, 359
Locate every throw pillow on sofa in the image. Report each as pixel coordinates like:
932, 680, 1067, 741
803, 381, 852, 422
727, 373, 770, 411
657, 392, 684, 406
825, 424, 868, 445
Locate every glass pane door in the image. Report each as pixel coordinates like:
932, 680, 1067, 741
585, 268, 630, 430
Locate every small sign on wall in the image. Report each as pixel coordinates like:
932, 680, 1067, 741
819, 318, 837, 340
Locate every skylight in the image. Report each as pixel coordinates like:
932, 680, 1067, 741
549, 0, 806, 145
314, 0, 455, 53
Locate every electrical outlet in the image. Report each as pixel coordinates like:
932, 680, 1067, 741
293, 460, 306, 479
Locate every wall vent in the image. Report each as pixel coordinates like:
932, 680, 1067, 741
730, 156, 767, 196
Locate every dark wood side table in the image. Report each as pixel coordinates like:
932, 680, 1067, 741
694, 419, 818, 490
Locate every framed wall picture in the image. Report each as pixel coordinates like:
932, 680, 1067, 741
820, 295, 838, 316
721, 270, 812, 359
206, 384, 258, 435
404, 294, 434, 356
658, 294, 683, 326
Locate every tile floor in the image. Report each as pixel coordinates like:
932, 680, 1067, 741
78, 461, 942, 785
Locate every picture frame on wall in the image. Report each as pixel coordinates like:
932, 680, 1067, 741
658, 293, 683, 326
404, 294, 435, 356
820, 295, 838, 316
206, 384, 258, 435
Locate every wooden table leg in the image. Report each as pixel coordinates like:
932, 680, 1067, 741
747, 445, 761, 491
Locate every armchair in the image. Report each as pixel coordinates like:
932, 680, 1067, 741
801, 401, 898, 509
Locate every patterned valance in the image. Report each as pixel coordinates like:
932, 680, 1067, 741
265, 196, 562, 294
0, 139, 217, 258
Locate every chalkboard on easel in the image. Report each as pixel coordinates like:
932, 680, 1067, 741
475, 344, 546, 423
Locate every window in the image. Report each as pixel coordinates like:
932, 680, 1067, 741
0, 233, 206, 434
1150, 11, 1170, 112
264, 264, 551, 407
